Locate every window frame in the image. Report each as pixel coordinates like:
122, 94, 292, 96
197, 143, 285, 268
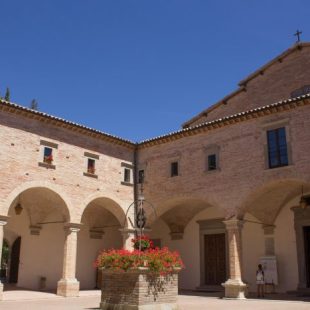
170, 161, 179, 177
261, 118, 292, 170
38, 140, 58, 169
204, 144, 220, 173
83, 152, 99, 178
267, 127, 289, 169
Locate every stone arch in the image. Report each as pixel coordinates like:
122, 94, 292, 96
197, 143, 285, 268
76, 195, 126, 290
2, 180, 73, 222
148, 195, 224, 238
238, 178, 310, 225
78, 193, 127, 227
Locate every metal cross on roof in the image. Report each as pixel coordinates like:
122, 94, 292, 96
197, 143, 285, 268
294, 30, 302, 43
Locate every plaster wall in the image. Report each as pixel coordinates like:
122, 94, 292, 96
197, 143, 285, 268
76, 225, 122, 290
150, 206, 225, 290
4, 211, 64, 291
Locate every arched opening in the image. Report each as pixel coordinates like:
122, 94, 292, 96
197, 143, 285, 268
77, 197, 125, 290
240, 180, 310, 294
0, 239, 9, 281
148, 197, 226, 291
4, 187, 70, 292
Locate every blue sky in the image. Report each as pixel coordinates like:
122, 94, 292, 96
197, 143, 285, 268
0, 0, 309, 142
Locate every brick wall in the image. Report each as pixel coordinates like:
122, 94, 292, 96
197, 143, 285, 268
0, 109, 135, 222
100, 268, 178, 307
186, 45, 310, 127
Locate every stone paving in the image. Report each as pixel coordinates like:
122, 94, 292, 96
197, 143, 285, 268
1, 290, 310, 310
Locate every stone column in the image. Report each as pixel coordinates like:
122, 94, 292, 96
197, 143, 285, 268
120, 228, 136, 251
57, 223, 81, 297
0, 215, 9, 301
222, 218, 247, 299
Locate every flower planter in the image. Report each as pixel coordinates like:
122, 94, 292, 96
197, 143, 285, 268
100, 267, 180, 310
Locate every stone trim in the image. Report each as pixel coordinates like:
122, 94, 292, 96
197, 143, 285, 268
38, 162, 56, 169
84, 152, 100, 160
139, 95, 310, 148
121, 162, 134, 169
121, 181, 134, 187
197, 218, 227, 288
40, 139, 58, 149
83, 172, 98, 179
0, 99, 135, 149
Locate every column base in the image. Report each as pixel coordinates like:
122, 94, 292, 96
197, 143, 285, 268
222, 279, 247, 299
57, 279, 80, 297
0, 282, 3, 301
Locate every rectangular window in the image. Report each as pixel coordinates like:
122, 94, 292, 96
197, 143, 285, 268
87, 158, 96, 174
138, 169, 145, 184
43, 147, 53, 164
208, 154, 217, 171
267, 127, 289, 168
124, 168, 131, 183
171, 162, 178, 177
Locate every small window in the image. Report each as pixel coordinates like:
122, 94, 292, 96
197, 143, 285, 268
171, 162, 178, 177
43, 147, 53, 164
138, 170, 145, 184
87, 158, 96, 174
208, 154, 217, 171
267, 127, 289, 169
124, 168, 131, 183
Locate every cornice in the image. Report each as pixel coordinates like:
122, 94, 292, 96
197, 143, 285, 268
138, 94, 310, 149
0, 99, 136, 149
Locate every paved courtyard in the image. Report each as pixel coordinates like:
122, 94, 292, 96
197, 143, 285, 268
1, 290, 310, 310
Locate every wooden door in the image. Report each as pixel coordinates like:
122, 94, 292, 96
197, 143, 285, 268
9, 236, 21, 283
304, 226, 310, 287
204, 233, 226, 285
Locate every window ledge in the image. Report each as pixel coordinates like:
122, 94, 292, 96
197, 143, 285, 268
83, 172, 98, 179
38, 162, 56, 170
264, 164, 293, 171
121, 181, 134, 187
205, 168, 221, 174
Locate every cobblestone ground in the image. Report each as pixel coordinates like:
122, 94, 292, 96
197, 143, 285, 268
1, 291, 310, 310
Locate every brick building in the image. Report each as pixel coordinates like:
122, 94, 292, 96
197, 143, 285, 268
0, 42, 309, 300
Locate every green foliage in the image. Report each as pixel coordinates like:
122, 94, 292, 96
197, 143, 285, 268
1, 240, 9, 268
30, 99, 38, 110
4, 87, 10, 101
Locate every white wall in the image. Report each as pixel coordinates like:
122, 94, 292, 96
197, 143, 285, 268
274, 200, 299, 293
4, 211, 64, 291
242, 213, 265, 292
150, 206, 225, 290
76, 225, 122, 290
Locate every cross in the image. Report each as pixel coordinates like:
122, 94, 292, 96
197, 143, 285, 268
294, 30, 302, 43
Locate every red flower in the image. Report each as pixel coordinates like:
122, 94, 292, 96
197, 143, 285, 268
94, 246, 184, 274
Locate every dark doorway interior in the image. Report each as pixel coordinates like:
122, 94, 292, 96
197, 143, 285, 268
204, 233, 226, 285
304, 226, 310, 287
9, 236, 21, 283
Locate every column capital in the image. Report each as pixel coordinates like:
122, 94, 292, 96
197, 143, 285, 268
262, 224, 275, 235
119, 228, 136, 236
0, 215, 9, 226
64, 222, 83, 233
223, 217, 244, 230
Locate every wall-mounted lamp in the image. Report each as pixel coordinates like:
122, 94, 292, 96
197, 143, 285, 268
15, 195, 23, 215
300, 186, 309, 209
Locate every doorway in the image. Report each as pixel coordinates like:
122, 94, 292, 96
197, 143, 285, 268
204, 233, 226, 285
304, 226, 310, 287
9, 236, 21, 283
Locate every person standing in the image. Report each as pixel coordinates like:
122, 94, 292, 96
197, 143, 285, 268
256, 264, 265, 298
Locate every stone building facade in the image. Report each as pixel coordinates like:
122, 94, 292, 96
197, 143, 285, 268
0, 42, 310, 300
